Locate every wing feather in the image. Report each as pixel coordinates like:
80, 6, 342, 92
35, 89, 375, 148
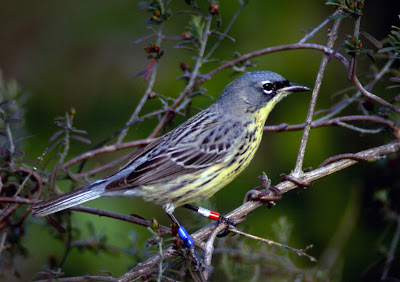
105, 112, 245, 191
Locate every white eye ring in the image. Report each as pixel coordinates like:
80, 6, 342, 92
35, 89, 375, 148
261, 80, 274, 95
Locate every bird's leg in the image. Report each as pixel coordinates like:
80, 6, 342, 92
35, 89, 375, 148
182, 204, 237, 238
164, 204, 202, 270
183, 204, 220, 221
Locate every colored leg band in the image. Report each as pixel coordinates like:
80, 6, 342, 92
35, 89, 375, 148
178, 226, 194, 247
197, 207, 220, 221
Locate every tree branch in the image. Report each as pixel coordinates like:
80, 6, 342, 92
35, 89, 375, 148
118, 140, 400, 281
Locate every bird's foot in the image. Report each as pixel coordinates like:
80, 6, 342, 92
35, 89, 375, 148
217, 215, 237, 238
281, 174, 313, 189
244, 173, 283, 208
187, 244, 203, 271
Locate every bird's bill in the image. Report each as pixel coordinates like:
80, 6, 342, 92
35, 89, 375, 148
281, 82, 311, 93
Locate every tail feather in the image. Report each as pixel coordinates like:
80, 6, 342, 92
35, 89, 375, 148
32, 181, 106, 217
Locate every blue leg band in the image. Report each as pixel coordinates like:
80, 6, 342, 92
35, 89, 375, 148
178, 226, 194, 247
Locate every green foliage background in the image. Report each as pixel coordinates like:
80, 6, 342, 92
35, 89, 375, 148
0, 0, 399, 280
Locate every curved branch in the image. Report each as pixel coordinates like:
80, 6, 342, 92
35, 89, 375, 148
352, 76, 400, 115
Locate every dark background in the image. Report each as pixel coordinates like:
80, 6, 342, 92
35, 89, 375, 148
0, 1, 399, 280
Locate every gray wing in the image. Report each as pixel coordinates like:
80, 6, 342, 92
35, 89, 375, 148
105, 112, 244, 190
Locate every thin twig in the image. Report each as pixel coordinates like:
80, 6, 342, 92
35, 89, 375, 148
203, 0, 249, 61
117, 24, 164, 144
335, 121, 384, 134
318, 153, 371, 168
264, 115, 400, 137
316, 56, 397, 121
298, 12, 337, 44
73, 153, 132, 178
226, 228, 316, 262
149, 15, 213, 138
352, 75, 400, 115
294, 18, 342, 175
61, 138, 156, 170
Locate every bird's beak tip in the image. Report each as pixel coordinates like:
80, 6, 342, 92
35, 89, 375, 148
286, 82, 311, 93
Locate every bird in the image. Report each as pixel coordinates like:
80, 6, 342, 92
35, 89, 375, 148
32, 71, 309, 250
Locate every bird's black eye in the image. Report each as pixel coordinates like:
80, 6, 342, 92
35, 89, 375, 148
262, 81, 275, 95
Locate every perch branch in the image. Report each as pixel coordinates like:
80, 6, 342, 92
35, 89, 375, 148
118, 141, 400, 281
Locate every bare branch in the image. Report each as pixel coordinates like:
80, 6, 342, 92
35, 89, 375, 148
294, 17, 342, 175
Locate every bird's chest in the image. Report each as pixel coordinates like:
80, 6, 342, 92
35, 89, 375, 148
222, 119, 264, 180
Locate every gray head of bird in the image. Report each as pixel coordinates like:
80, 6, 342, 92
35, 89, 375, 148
215, 71, 310, 117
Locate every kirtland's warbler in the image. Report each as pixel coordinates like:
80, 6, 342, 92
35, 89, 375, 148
32, 71, 309, 243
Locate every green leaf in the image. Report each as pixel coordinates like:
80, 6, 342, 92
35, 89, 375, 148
359, 48, 373, 54
361, 31, 383, 49
325, 0, 341, 6
378, 46, 399, 53
391, 30, 400, 41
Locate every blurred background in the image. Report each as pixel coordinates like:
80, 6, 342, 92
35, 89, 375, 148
0, 0, 399, 280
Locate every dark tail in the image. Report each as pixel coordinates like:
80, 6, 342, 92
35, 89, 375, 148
32, 181, 106, 217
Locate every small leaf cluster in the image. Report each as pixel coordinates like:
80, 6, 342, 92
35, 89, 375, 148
326, 0, 364, 19
378, 18, 400, 57
344, 35, 373, 59
138, 0, 172, 24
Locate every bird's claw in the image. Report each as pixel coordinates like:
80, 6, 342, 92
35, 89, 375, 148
244, 185, 282, 209
188, 245, 202, 271
281, 174, 312, 188
217, 216, 237, 237
187, 245, 213, 273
